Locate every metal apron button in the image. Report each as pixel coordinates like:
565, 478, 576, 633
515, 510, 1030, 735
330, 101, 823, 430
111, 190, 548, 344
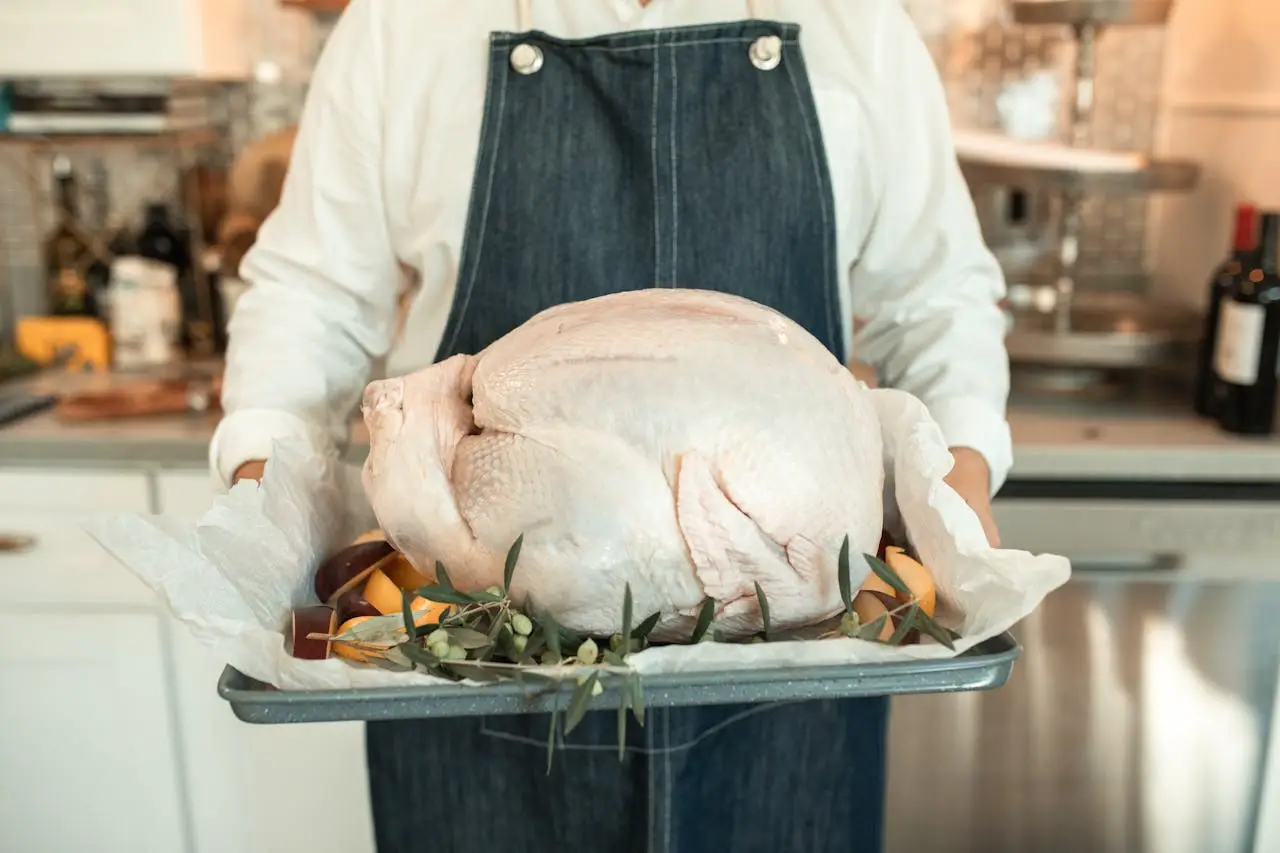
748, 35, 782, 71
510, 43, 544, 75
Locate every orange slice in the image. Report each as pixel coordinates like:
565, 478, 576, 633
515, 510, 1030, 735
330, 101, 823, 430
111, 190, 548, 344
852, 591, 895, 642
364, 568, 451, 626
883, 546, 937, 618
382, 553, 432, 591
352, 529, 386, 545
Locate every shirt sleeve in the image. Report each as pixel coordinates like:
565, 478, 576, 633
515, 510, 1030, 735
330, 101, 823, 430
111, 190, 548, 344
849, 0, 1014, 495
209, 0, 402, 489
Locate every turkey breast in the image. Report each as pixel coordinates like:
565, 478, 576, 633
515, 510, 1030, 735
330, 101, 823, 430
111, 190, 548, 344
361, 289, 884, 640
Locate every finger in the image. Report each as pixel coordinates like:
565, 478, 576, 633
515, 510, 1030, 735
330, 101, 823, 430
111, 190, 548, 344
981, 511, 1002, 548
233, 459, 267, 484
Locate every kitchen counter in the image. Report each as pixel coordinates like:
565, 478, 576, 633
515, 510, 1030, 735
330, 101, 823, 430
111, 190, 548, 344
4, 368, 1280, 482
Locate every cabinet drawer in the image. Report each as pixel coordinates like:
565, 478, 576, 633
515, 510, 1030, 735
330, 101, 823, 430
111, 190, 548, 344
0, 468, 155, 606
0, 508, 158, 606
155, 470, 217, 521
0, 468, 151, 514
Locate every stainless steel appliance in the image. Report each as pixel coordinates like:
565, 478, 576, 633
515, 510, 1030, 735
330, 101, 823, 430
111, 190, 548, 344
882, 481, 1280, 853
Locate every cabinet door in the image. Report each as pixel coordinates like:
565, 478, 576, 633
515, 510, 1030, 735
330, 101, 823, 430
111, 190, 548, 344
0, 0, 250, 78
0, 610, 188, 853
156, 470, 377, 853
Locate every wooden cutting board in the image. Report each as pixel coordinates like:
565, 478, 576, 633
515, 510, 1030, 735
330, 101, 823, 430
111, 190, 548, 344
56, 377, 221, 422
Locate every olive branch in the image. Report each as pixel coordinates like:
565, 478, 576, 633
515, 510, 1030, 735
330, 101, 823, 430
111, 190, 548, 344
323, 533, 958, 771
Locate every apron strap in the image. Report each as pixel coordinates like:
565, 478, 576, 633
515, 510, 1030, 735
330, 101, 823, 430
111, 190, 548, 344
514, 0, 771, 31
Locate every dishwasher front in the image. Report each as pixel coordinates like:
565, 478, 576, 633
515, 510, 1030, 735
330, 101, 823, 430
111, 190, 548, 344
881, 479, 1280, 853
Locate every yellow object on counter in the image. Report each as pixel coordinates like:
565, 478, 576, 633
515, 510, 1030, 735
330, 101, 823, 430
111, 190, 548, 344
15, 315, 112, 373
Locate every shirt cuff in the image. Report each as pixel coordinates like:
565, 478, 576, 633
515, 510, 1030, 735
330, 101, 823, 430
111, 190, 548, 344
925, 396, 1014, 496
208, 408, 330, 491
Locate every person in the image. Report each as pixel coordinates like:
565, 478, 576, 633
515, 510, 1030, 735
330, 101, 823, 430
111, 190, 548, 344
214, 1, 1011, 850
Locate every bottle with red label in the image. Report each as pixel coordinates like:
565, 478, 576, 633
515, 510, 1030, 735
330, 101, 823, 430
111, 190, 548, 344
1194, 203, 1257, 416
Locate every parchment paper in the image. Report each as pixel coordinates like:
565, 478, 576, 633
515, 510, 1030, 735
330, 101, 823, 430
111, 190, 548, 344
84, 387, 1071, 690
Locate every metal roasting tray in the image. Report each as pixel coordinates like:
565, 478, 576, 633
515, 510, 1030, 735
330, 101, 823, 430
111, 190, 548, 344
217, 633, 1021, 725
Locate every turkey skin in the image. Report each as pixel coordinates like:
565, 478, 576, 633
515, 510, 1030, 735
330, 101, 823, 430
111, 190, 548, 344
361, 289, 884, 641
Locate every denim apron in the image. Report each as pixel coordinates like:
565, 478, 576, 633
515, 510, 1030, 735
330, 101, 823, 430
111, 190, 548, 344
364, 2, 889, 851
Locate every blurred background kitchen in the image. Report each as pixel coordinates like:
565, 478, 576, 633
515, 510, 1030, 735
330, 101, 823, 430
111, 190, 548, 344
1, 1, 1278, 852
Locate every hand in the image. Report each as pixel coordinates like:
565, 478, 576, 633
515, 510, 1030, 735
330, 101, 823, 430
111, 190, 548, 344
848, 358, 879, 389
944, 447, 1001, 547
233, 459, 267, 484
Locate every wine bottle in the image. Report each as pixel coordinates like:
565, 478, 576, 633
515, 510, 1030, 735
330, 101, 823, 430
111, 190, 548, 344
135, 202, 197, 350
1212, 211, 1280, 435
43, 156, 110, 317
1194, 203, 1257, 416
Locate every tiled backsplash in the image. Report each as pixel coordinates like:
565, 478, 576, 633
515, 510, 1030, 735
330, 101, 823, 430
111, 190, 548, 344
0, 0, 325, 333
0, 1, 1170, 333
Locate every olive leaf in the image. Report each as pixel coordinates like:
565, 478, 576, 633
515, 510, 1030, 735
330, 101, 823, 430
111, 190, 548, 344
911, 610, 958, 651
541, 612, 563, 657
435, 561, 455, 591
546, 704, 560, 775
382, 645, 414, 669
617, 681, 629, 761
564, 672, 599, 735
859, 613, 889, 642
631, 612, 661, 643
330, 613, 404, 645
367, 655, 413, 673
443, 661, 504, 683
445, 627, 492, 650
889, 602, 920, 646
412, 584, 482, 607
690, 597, 716, 643
754, 581, 771, 641
503, 534, 524, 591
866, 554, 912, 599
398, 641, 448, 679
399, 590, 417, 639
556, 625, 584, 651
621, 584, 634, 650
837, 535, 854, 615
519, 632, 546, 664
602, 649, 627, 668
628, 676, 645, 727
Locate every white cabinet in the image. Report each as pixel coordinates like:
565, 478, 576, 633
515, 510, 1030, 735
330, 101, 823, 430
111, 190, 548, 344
0, 0, 253, 79
0, 465, 375, 853
0, 611, 189, 853
154, 470, 377, 853
0, 468, 185, 853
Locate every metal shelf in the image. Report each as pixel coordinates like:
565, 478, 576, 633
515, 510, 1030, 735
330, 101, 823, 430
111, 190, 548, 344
0, 129, 220, 151
279, 0, 349, 12
959, 157, 1200, 194
1010, 0, 1174, 27
1005, 292, 1200, 370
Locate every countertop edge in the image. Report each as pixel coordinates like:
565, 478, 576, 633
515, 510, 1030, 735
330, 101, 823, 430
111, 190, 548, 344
4, 435, 1280, 484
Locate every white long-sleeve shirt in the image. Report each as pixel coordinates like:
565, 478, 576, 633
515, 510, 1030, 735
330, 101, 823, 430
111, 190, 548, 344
213, 0, 1013, 493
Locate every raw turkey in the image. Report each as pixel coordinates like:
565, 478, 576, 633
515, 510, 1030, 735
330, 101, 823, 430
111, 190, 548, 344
361, 289, 884, 641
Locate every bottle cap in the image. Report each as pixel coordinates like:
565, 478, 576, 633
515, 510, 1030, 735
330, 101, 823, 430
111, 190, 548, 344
1232, 203, 1259, 252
